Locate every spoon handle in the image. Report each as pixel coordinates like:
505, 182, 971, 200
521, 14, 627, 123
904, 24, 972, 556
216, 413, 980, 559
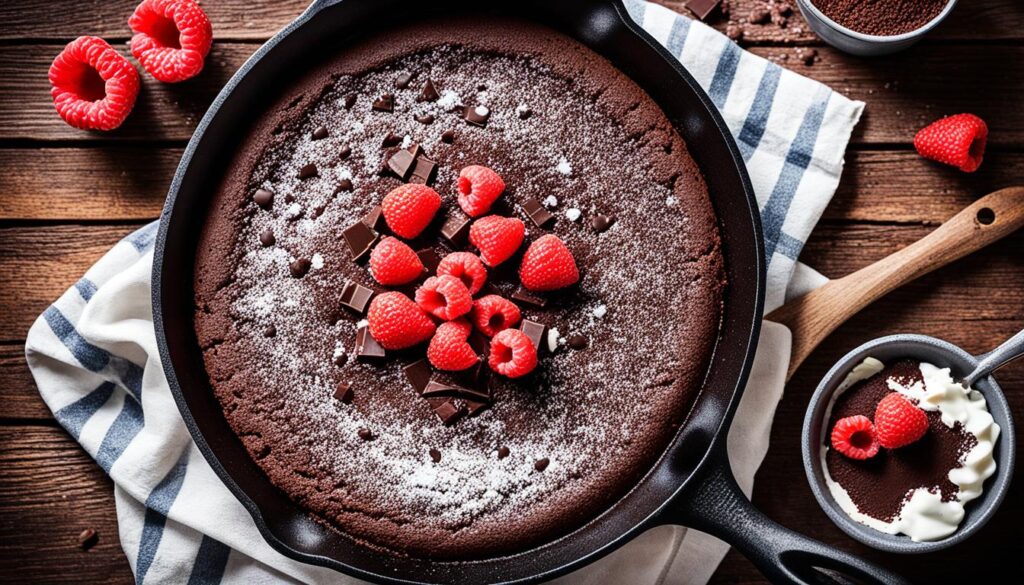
768, 186, 1024, 381
964, 327, 1024, 387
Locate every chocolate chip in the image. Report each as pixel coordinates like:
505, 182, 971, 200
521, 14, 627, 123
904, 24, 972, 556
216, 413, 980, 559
415, 114, 435, 125
440, 212, 471, 246
522, 198, 555, 228
334, 352, 348, 367
534, 458, 550, 472
334, 382, 353, 404
387, 146, 420, 180
342, 221, 379, 261
298, 163, 318, 179
396, 72, 413, 89
343, 93, 357, 109
363, 205, 385, 231
336, 178, 354, 193
253, 188, 274, 209
408, 156, 437, 185
358, 427, 373, 440
590, 214, 616, 233
340, 281, 374, 314
429, 448, 442, 463
416, 248, 441, 273
403, 359, 432, 393
520, 319, 547, 351
312, 126, 329, 140
339, 145, 352, 160
464, 105, 490, 127
259, 228, 276, 247
77, 529, 98, 551
263, 324, 276, 338
497, 446, 510, 459
372, 94, 394, 112
289, 257, 312, 278
512, 288, 547, 308
381, 132, 402, 148
567, 335, 588, 350
440, 129, 455, 144
355, 326, 386, 361
419, 79, 439, 101
518, 107, 532, 120
432, 399, 466, 426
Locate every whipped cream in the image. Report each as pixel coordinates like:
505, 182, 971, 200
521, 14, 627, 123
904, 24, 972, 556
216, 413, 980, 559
821, 358, 999, 541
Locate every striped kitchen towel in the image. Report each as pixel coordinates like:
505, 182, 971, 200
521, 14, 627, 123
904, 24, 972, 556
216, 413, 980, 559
25, 2, 862, 583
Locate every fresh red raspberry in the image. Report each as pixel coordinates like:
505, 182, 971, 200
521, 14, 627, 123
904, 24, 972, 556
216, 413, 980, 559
830, 415, 880, 460
471, 295, 522, 337
129, 0, 213, 83
415, 275, 473, 321
457, 165, 505, 217
519, 234, 579, 291
436, 252, 487, 295
874, 393, 929, 449
468, 215, 524, 267
366, 292, 436, 350
914, 113, 988, 172
427, 319, 479, 371
369, 236, 425, 286
382, 184, 442, 239
48, 36, 141, 131
488, 329, 537, 378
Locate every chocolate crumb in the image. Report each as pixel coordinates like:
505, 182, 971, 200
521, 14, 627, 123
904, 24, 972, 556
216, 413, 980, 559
440, 129, 455, 144
429, 448, 442, 463
567, 335, 588, 350
343, 93, 356, 109
336, 178, 354, 193
534, 458, 550, 472
517, 107, 532, 120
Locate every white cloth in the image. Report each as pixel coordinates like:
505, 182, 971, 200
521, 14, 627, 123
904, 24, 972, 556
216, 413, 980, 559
25, 2, 862, 583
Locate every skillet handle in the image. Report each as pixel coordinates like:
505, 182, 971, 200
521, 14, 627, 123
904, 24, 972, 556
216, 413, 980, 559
668, 453, 909, 585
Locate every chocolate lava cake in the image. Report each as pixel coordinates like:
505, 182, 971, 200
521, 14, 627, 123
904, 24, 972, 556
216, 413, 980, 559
194, 17, 725, 559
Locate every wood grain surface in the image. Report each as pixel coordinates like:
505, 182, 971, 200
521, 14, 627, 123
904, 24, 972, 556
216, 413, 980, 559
0, 0, 1021, 584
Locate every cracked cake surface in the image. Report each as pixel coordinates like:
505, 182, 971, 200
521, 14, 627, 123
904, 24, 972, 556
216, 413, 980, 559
194, 16, 725, 559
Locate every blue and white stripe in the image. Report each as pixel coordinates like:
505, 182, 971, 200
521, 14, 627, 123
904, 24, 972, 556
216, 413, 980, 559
25, 3, 860, 583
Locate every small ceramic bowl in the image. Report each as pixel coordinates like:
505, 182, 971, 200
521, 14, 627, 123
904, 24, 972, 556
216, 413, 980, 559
795, 0, 958, 56
801, 334, 1015, 553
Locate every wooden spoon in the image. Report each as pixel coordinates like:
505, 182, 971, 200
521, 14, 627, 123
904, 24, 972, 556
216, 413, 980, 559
767, 186, 1024, 381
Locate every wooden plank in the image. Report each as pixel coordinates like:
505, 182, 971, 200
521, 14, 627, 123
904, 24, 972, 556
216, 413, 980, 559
4, 42, 1024, 144
0, 343, 51, 420
0, 426, 133, 583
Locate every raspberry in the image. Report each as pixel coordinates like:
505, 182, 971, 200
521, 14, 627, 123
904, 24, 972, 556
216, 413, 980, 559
488, 329, 538, 378
415, 275, 473, 321
382, 184, 442, 239
48, 36, 141, 131
457, 165, 505, 217
471, 295, 522, 337
914, 113, 988, 172
369, 236, 424, 286
366, 292, 436, 350
129, 0, 213, 83
468, 215, 524, 267
427, 319, 479, 371
436, 252, 487, 295
874, 393, 929, 449
830, 415, 880, 460
519, 234, 579, 291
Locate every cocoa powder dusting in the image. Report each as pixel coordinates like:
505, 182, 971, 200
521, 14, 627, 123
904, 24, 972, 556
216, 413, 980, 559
812, 0, 949, 37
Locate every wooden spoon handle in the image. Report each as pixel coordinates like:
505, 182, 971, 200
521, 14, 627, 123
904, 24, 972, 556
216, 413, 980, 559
767, 186, 1024, 381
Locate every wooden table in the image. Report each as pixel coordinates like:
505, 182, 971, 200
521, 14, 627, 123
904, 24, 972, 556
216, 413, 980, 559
0, 1, 1021, 582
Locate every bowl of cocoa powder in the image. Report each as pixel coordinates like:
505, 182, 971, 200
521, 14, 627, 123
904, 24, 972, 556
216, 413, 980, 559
796, 0, 957, 56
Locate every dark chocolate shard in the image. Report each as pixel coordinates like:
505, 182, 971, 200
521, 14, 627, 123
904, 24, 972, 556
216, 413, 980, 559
387, 148, 418, 180
685, 0, 720, 20
342, 221, 378, 261
339, 281, 374, 314
358, 427, 373, 440
312, 126, 329, 140
522, 198, 555, 228
439, 212, 471, 247
298, 163, 318, 179
381, 132, 402, 147
440, 129, 455, 144
408, 156, 437, 185
520, 319, 547, 352
464, 105, 490, 127
416, 248, 441, 273
336, 178, 354, 194
590, 214, 616, 233
422, 380, 460, 398
512, 288, 547, 308
466, 400, 489, 416
468, 330, 490, 356
343, 93, 357, 109
403, 359, 432, 394
355, 326, 386, 361
334, 382, 354, 404
419, 79, 439, 102
432, 399, 466, 426
289, 258, 311, 278
534, 458, 550, 472
517, 106, 532, 120
372, 94, 394, 112
396, 72, 413, 89
362, 205, 385, 231
253, 188, 274, 209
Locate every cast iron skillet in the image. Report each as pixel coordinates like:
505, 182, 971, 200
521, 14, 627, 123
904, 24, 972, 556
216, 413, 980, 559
154, 0, 908, 583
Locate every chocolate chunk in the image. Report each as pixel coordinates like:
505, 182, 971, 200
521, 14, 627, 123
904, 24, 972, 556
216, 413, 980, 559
422, 380, 459, 398
289, 257, 311, 278
263, 324, 276, 338
387, 147, 419, 180
440, 212, 471, 246
259, 228, 275, 247
334, 352, 348, 367
517, 107, 532, 120
340, 281, 374, 314
522, 198, 555, 228
381, 132, 402, 147
415, 114, 434, 125
339, 145, 352, 160
429, 448, 442, 463
334, 382, 353, 404
416, 248, 441, 273
372, 94, 394, 112
497, 446, 510, 459
403, 359, 432, 394
466, 400, 489, 416
419, 79, 439, 102
336, 178, 354, 193
343, 93, 357, 109
520, 319, 547, 351
355, 326, 386, 361
440, 129, 455, 144
464, 105, 490, 127
408, 156, 437, 185
396, 72, 413, 89
284, 193, 295, 204
342, 221, 378, 261
253, 188, 274, 209
77, 528, 98, 551
685, 0, 720, 20
432, 399, 466, 426
534, 458, 550, 472
298, 163, 318, 179
358, 427, 373, 441
363, 205, 385, 231
567, 335, 588, 350
590, 214, 616, 233
312, 126, 329, 140
512, 288, 547, 308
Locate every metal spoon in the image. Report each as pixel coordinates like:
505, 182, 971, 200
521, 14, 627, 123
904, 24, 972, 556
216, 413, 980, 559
962, 327, 1024, 387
